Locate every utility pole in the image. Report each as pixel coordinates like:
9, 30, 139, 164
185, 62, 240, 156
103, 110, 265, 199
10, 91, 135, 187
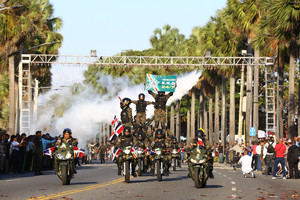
8, 56, 15, 135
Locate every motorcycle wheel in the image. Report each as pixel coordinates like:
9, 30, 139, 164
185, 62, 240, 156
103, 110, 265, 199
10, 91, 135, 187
138, 159, 142, 176
173, 158, 176, 171
194, 167, 201, 188
125, 161, 130, 183
157, 160, 162, 182
61, 165, 69, 185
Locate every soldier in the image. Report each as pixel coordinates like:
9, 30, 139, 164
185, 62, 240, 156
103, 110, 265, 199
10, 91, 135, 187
120, 98, 133, 128
99, 142, 106, 164
115, 127, 137, 176
136, 132, 147, 173
132, 93, 154, 126
186, 128, 214, 178
148, 90, 173, 130
151, 129, 170, 176
170, 136, 181, 168
54, 128, 76, 174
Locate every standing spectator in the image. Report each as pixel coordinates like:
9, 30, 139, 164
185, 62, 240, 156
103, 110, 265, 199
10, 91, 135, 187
238, 151, 256, 178
218, 144, 224, 163
225, 143, 230, 164
287, 140, 300, 179
256, 140, 264, 171
33, 131, 43, 175
11, 135, 25, 173
244, 142, 252, 156
263, 137, 275, 175
272, 138, 287, 179
251, 141, 258, 170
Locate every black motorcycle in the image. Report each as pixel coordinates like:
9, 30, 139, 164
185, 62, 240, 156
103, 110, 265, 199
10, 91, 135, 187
54, 145, 74, 185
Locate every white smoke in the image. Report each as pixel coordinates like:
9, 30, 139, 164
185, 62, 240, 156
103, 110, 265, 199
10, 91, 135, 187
35, 67, 201, 148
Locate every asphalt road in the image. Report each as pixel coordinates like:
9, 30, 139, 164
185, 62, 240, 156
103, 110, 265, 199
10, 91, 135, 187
0, 161, 299, 200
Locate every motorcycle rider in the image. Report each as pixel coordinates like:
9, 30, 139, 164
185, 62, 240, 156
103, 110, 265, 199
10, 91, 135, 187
136, 132, 147, 173
148, 90, 173, 130
187, 128, 214, 178
132, 93, 154, 126
120, 98, 133, 128
170, 136, 181, 168
116, 127, 137, 176
151, 129, 170, 176
54, 128, 76, 175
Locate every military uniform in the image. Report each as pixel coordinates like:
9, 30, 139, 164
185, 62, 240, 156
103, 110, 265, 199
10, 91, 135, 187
99, 144, 106, 164
116, 134, 136, 175
54, 137, 76, 174
148, 91, 173, 129
132, 100, 153, 125
151, 137, 170, 176
121, 106, 133, 127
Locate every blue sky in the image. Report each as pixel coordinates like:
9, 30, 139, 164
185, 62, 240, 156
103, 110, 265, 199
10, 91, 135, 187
50, 0, 226, 56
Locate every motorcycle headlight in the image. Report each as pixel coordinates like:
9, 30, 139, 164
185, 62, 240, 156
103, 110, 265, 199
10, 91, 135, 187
137, 150, 143, 154
124, 149, 131, 154
66, 152, 72, 159
56, 153, 64, 160
156, 150, 162, 155
172, 150, 177, 154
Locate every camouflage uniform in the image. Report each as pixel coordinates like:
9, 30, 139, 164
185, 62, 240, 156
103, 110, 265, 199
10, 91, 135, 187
132, 100, 153, 125
151, 137, 170, 175
54, 137, 76, 174
121, 106, 133, 128
148, 91, 173, 129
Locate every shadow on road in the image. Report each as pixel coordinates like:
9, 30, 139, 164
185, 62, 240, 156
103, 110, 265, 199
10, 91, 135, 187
205, 184, 223, 189
71, 181, 98, 185
130, 175, 188, 184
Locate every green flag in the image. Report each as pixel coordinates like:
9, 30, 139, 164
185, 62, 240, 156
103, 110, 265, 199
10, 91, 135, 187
145, 74, 177, 92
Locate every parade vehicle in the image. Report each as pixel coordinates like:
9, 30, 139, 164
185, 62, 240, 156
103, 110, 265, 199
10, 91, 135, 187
122, 145, 135, 183
136, 146, 145, 176
154, 146, 165, 181
54, 143, 75, 185
189, 144, 209, 188
171, 148, 181, 171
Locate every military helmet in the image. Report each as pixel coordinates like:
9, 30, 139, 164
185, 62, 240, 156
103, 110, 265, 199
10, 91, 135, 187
63, 128, 72, 135
138, 93, 145, 100
155, 129, 165, 139
122, 98, 131, 105
171, 136, 177, 142
123, 126, 131, 134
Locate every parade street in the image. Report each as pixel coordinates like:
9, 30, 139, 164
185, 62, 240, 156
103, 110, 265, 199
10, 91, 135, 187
0, 162, 299, 200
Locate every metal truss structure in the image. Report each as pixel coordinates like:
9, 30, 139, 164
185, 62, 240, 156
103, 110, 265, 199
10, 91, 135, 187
19, 54, 275, 134
23, 54, 274, 66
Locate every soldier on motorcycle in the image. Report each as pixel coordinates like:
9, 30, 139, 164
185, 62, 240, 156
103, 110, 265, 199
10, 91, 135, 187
186, 128, 214, 178
151, 129, 170, 176
116, 127, 137, 176
54, 128, 76, 175
170, 136, 181, 168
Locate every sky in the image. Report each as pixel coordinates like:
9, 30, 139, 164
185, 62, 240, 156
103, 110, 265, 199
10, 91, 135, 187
50, 0, 227, 56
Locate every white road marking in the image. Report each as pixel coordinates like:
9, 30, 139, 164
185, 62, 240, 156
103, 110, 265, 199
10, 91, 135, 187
223, 174, 227, 177
231, 194, 237, 199
231, 181, 236, 185
232, 187, 237, 191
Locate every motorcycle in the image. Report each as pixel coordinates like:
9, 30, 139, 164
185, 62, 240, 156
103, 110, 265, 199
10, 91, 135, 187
171, 148, 181, 171
136, 147, 145, 176
154, 147, 164, 181
189, 145, 209, 188
122, 146, 134, 183
54, 143, 74, 185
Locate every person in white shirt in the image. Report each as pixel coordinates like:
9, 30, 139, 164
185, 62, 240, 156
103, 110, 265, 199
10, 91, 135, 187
238, 151, 256, 178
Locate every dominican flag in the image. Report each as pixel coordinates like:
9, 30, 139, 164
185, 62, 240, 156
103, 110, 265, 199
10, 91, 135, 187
44, 147, 55, 157
146, 147, 155, 156
112, 148, 122, 161
130, 147, 137, 159
109, 121, 124, 141
198, 138, 204, 147
111, 115, 118, 126
74, 147, 85, 158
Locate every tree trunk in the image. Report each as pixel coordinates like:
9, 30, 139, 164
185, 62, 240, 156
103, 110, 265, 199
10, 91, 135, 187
253, 49, 259, 137
187, 109, 191, 143
191, 90, 196, 139
221, 77, 227, 149
278, 62, 284, 138
199, 91, 204, 129
238, 64, 245, 142
288, 54, 296, 139
229, 74, 236, 145
245, 60, 253, 143
203, 98, 208, 142
170, 104, 175, 136
209, 97, 213, 146
214, 84, 220, 144
176, 101, 181, 142
9, 56, 15, 135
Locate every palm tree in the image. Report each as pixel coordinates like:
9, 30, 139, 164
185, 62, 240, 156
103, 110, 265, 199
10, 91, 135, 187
260, 0, 300, 138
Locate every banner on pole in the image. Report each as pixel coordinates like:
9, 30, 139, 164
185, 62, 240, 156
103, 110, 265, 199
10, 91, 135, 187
145, 74, 177, 92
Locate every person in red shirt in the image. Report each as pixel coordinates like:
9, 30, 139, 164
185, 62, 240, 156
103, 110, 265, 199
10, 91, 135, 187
272, 138, 287, 179
251, 141, 258, 170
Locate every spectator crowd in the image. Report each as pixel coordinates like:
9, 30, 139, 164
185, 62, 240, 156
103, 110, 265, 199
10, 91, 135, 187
212, 134, 300, 179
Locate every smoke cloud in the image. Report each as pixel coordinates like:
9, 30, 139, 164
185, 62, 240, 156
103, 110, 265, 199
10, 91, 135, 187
35, 66, 201, 148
